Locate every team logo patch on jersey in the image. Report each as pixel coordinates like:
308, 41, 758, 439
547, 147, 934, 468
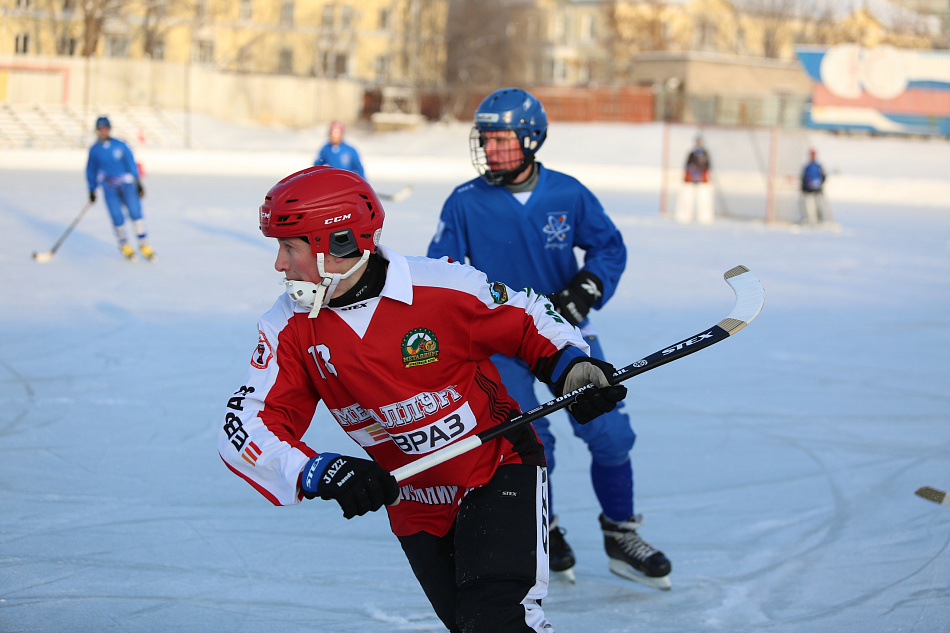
543, 214, 571, 245
489, 281, 509, 305
250, 330, 273, 369
402, 328, 440, 368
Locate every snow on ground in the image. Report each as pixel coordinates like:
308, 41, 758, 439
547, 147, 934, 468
1, 118, 949, 633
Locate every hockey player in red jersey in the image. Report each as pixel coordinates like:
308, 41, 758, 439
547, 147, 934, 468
218, 166, 626, 633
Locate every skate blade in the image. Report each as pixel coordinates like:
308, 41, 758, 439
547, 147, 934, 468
608, 559, 671, 591
552, 568, 576, 584
33, 251, 53, 263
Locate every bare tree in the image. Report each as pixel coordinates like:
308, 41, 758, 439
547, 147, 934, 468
393, 0, 446, 87
742, 0, 802, 59
80, 0, 127, 57
138, 0, 192, 59
603, 0, 671, 83
444, 0, 535, 116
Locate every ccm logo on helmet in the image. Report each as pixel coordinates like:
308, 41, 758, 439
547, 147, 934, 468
325, 214, 352, 225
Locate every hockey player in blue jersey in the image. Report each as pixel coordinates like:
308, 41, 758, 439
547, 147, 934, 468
313, 120, 365, 177
427, 87, 672, 590
85, 116, 154, 261
800, 148, 832, 225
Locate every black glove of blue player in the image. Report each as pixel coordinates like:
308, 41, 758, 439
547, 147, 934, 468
89, 191, 96, 203
136, 181, 145, 198
301, 453, 399, 519
549, 271, 604, 327
554, 356, 627, 425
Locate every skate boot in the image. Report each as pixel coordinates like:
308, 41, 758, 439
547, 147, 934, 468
139, 243, 156, 262
599, 513, 671, 590
120, 243, 137, 261
549, 515, 576, 583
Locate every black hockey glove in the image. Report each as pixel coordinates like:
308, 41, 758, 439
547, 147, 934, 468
548, 271, 604, 327
89, 191, 96, 203
554, 356, 627, 425
301, 453, 399, 519
136, 181, 145, 198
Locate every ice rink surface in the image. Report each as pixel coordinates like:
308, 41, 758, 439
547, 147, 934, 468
1, 119, 949, 632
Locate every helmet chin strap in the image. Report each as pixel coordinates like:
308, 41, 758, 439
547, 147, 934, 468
283, 250, 371, 319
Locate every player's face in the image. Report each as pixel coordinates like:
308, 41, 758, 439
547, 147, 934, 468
97, 126, 110, 141
481, 130, 523, 172
329, 128, 343, 145
275, 238, 321, 282
274, 238, 363, 289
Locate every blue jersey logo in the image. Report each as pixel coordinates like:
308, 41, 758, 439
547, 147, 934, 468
543, 214, 571, 246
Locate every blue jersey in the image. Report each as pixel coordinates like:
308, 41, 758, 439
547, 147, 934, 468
86, 137, 139, 191
313, 141, 365, 177
801, 160, 825, 192
427, 164, 626, 310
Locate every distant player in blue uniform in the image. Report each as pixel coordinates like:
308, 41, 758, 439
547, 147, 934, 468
427, 88, 672, 590
85, 116, 154, 261
800, 148, 832, 224
313, 120, 365, 177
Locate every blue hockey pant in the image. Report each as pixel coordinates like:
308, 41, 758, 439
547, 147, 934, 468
491, 333, 637, 521
102, 182, 143, 232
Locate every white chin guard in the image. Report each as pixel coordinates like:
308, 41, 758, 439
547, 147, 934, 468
283, 251, 370, 318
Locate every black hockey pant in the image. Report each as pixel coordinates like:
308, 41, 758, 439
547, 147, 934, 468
398, 464, 553, 633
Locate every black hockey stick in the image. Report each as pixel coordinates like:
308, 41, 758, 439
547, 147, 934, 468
391, 265, 765, 483
33, 201, 94, 263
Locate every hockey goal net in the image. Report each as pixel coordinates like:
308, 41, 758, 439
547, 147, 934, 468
660, 122, 812, 224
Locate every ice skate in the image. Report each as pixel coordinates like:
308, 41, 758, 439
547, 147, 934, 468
549, 516, 576, 583
599, 513, 671, 591
120, 243, 137, 261
139, 243, 156, 262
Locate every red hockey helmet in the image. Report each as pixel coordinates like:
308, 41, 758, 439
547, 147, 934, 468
259, 166, 384, 258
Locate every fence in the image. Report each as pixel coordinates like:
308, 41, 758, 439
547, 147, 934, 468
0, 55, 364, 135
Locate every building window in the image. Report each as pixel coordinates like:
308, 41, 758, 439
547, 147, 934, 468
193, 40, 214, 64
279, 48, 293, 74
240, 0, 252, 20
280, 1, 294, 27
322, 5, 334, 28
375, 55, 389, 81
16, 0, 32, 9
15, 33, 29, 54
551, 14, 565, 41
195, 0, 207, 20
334, 53, 348, 77
320, 51, 349, 77
379, 8, 390, 30
580, 14, 594, 41
56, 35, 77, 55
106, 35, 130, 58
693, 19, 717, 52
341, 5, 353, 30
62, 0, 76, 11
151, 41, 165, 60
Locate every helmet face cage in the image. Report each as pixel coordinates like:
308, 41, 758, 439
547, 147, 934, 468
470, 88, 548, 185
259, 166, 384, 258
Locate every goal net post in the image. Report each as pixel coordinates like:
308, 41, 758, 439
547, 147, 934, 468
660, 122, 812, 224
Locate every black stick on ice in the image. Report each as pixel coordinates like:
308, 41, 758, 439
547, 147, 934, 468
33, 201, 95, 263
391, 265, 765, 483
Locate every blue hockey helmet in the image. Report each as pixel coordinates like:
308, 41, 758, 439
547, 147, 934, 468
470, 88, 548, 185
95, 116, 111, 129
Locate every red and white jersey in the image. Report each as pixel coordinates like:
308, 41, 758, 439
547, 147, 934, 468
218, 246, 589, 536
